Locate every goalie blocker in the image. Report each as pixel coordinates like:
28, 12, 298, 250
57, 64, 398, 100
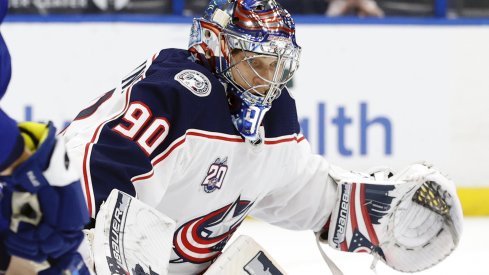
317, 163, 463, 274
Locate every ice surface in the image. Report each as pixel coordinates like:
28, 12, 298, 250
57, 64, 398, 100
234, 217, 488, 275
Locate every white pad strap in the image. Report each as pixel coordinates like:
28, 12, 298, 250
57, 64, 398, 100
92, 189, 176, 275
315, 233, 343, 275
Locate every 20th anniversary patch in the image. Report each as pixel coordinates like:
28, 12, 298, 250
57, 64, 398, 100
175, 70, 212, 97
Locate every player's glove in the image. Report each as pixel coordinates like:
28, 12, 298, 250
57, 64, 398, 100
318, 163, 463, 273
38, 244, 93, 275
0, 122, 93, 274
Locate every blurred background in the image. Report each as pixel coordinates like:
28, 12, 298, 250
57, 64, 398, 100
2, 1, 488, 273
6, 0, 489, 17
2, 0, 489, 217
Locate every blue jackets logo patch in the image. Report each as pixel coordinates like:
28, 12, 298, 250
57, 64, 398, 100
201, 157, 228, 193
171, 197, 253, 264
175, 70, 212, 97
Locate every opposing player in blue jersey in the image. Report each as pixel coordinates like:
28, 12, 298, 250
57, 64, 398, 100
61, 0, 463, 274
0, 0, 92, 273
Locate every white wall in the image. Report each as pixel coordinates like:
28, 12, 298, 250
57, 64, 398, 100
2, 22, 489, 186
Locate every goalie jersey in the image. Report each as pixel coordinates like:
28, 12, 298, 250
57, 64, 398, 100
62, 49, 336, 275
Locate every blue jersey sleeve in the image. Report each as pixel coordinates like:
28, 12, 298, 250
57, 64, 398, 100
0, 0, 19, 172
0, 0, 11, 100
0, 109, 24, 171
82, 74, 177, 217
75, 49, 234, 217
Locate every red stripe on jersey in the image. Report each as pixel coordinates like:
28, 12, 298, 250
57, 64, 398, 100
82, 143, 93, 217
151, 131, 243, 167
187, 131, 245, 142
264, 135, 304, 145
82, 86, 133, 217
152, 137, 186, 167
265, 137, 295, 144
136, 131, 244, 182
350, 183, 358, 230
132, 170, 154, 182
135, 131, 302, 183
81, 54, 158, 216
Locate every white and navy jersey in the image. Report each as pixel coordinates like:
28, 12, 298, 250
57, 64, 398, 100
63, 49, 337, 275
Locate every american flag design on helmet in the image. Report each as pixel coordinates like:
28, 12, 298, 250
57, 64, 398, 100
231, 0, 296, 40
188, 0, 301, 141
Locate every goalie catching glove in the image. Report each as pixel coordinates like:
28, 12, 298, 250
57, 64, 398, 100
318, 163, 463, 273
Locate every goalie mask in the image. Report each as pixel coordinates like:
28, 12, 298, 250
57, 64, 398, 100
189, 0, 301, 141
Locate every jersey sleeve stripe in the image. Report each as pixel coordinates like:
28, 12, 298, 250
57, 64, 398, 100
77, 53, 161, 216
132, 169, 155, 182
186, 131, 244, 142
152, 130, 243, 165
264, 133, 305, 145
131, 130, 244, 182
81, 142, 95, 217
133, 130, 303, 184
82, 86, 133, 217
152, 135, 186, 167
